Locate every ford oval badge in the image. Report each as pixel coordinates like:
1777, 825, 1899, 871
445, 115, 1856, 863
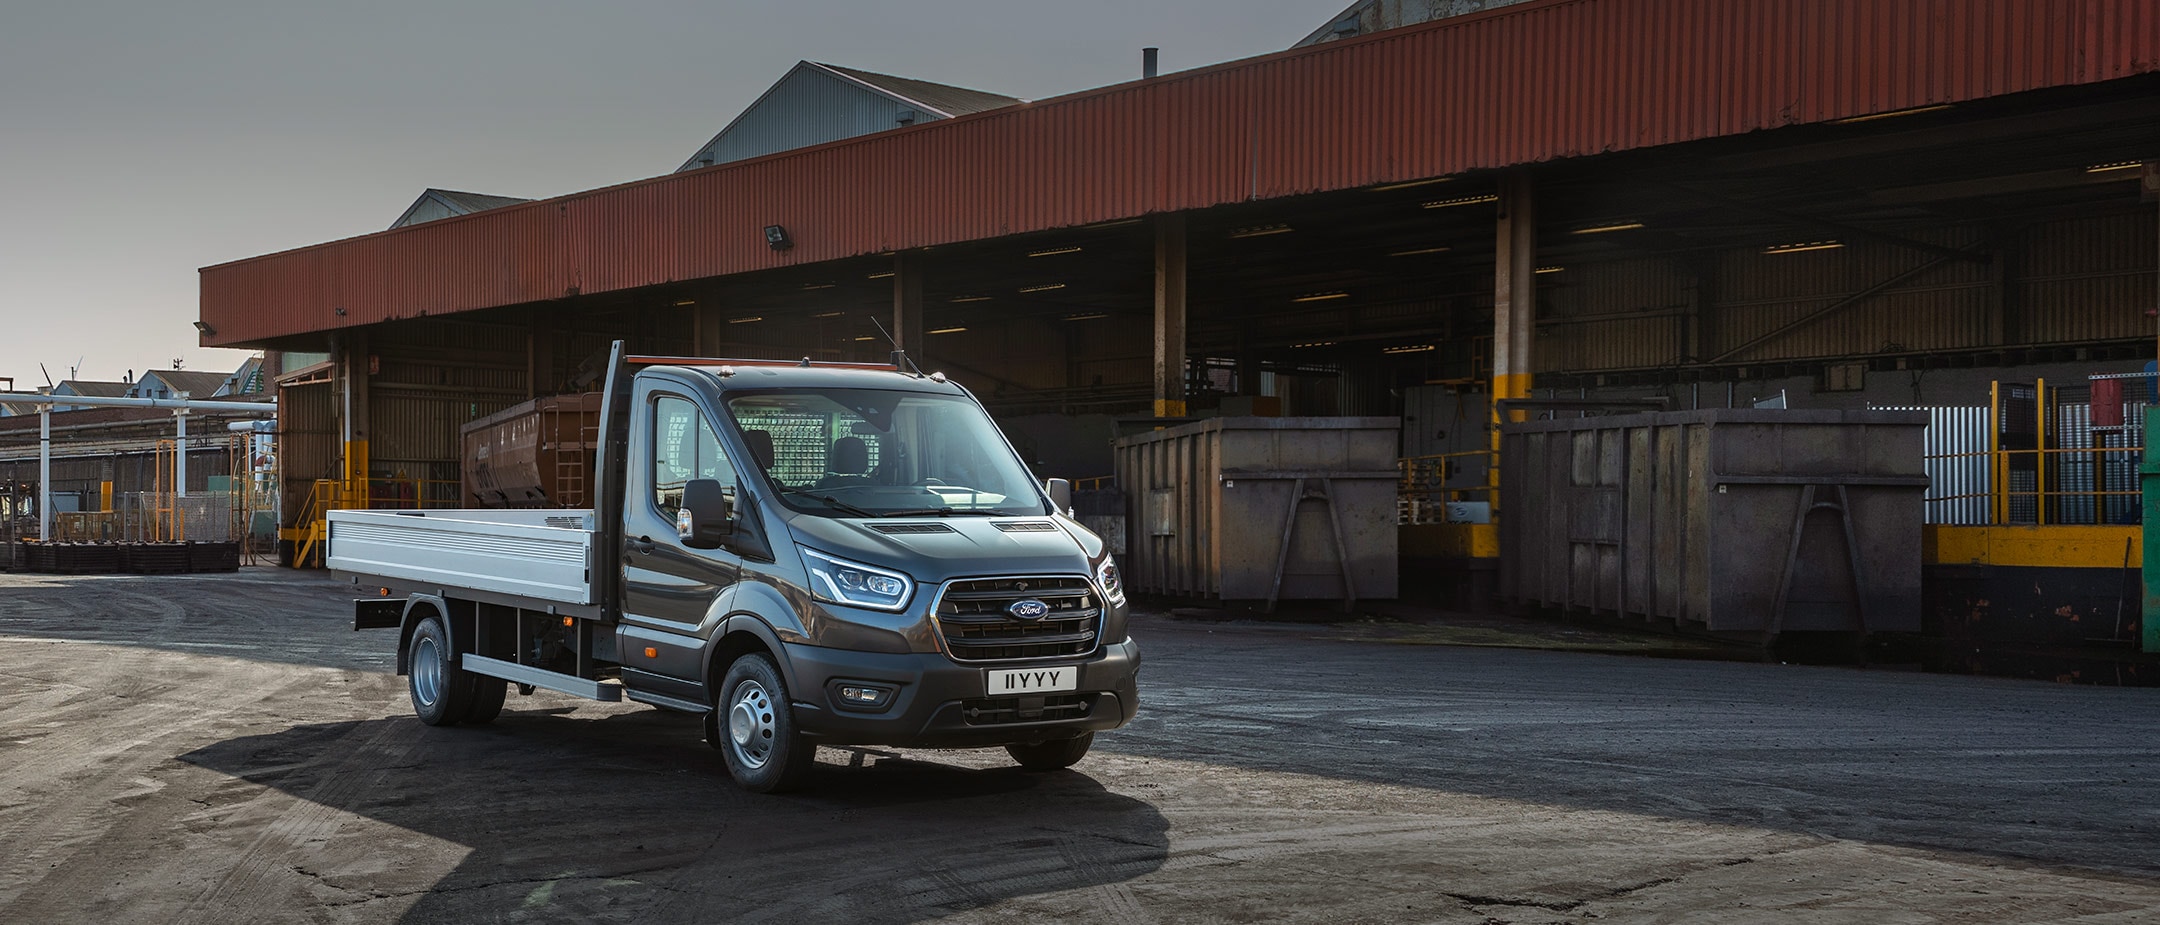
1007, 598, 1051, 621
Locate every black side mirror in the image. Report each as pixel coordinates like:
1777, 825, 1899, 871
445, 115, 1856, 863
1044, 477, 1073, 515
679, 479, 735, 549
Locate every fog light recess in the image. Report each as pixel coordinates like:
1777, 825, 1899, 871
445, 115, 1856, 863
830, 681, 898, 712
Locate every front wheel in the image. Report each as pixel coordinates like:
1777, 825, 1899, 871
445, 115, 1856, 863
716, 653, 816, 793
1006, 732, 1093, 771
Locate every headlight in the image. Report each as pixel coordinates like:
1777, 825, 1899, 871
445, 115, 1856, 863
1096, 555, 1126, 606
801, 547, 915, 612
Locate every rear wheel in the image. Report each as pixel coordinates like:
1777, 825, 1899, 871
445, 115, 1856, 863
716, 653, 816, 793
461, 676, 508, 724
1006, 732, 1093, 771
408, 616, 473, 726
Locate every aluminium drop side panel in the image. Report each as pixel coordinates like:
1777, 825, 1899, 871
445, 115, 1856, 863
327, 509, 599, 607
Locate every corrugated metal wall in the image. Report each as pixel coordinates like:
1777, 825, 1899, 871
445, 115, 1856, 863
202, 0, 2160, 346
1534, 206, 2155, 372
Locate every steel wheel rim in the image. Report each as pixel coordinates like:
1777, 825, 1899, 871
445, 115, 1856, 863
412, 634, 443, 708
727, 680, 778, 770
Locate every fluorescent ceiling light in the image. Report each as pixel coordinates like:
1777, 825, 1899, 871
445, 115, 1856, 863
929, 326, 967, 334
729, 316, 762, 324
1063, 312, 1108, 321
1229, 224, 1293, 238
867, 271, 896, 279
1370, 177, 1452, 192
1389, 246, 1451, 257
1292, 341, 1335, 348
1382, 344, 1437, 355
812, 311, 844, 318
854, 335, 877, 341
1422, 194, 1499, 209
1018, 283, 1067, 293
1830, 104, 1952, 124
1571, 221, 1643, 235
1293, 292, 1349, 303
1028, 246, 1083, 257
1535, 266, 1564, 274
801, 283, 836, 290
1763, 240, 1844, 255
673, 299, 696, 306
950, 295, 992, 303
2087, 161, 2142, 174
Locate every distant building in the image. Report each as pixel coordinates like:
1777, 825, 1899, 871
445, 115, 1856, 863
49, 380, 130, 412
130, 369, 234, 401
676, 61, 1022, 171
1294, 0, 1539, 46
390, 189, 533, 230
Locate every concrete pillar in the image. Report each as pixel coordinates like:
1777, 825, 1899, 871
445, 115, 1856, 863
1154, 214, 1189, 417
1490, 172, 1535, 499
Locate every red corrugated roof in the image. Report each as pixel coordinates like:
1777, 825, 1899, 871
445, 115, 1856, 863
199, 0, 2160, 346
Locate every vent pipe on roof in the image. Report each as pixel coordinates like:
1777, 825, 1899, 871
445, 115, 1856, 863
1143, 47, 1158, 79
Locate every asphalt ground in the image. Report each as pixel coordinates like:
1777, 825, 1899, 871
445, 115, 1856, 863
2, 568, 2157, 924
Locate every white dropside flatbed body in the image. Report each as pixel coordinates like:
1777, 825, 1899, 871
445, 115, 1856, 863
327, 509, 601, 609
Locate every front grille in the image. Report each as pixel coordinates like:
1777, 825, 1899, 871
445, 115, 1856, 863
935, 576, 1101, 662
962, 694, 1094, 725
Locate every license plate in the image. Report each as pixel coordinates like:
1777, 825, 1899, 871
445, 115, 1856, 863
985, 665, 1080, 696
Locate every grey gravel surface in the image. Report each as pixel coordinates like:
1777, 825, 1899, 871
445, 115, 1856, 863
1, 569, 2156, 923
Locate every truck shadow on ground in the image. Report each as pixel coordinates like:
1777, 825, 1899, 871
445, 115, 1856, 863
178, 707, 1169, 924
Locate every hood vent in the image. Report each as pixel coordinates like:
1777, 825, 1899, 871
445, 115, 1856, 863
869, 522, 957, 535
993, 521, 1058, 533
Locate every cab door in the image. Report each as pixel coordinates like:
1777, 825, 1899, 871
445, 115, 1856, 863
619, 382, 742, 704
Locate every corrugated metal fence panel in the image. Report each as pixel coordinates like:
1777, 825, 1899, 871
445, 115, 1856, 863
1877, 405, 1991, 524
201, 0, 2160, 345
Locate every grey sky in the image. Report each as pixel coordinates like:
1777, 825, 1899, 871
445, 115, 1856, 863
0, 0, 1338, 386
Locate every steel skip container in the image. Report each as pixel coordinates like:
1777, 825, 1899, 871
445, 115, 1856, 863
1500, 409, 1928, 634
1114, 416, 1399, 606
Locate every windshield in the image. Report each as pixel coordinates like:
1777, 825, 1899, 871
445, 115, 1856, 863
724, 388, 1048, 518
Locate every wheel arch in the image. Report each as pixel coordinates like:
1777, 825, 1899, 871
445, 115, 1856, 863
396, 594, 475, 676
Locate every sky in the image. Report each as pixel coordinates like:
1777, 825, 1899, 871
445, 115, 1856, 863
0, 0, 1339, 387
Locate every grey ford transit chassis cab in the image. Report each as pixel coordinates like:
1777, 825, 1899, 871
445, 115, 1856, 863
332, 343, 1139, 792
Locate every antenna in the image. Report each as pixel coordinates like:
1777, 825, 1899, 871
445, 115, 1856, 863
869, 317, 923, 376
39, 364, 53, 388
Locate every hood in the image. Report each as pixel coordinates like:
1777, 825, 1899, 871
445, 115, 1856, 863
779, 511, 1101, 584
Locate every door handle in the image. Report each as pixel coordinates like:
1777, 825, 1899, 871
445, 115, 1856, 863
628, 536, 657, 555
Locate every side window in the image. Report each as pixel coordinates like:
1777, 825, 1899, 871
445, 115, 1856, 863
653, 395, 736, 518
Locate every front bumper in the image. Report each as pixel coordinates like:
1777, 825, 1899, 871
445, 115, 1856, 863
782, 638, 1141, 748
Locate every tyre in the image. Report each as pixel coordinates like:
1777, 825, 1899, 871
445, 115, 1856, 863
461, 676, 508, 724
716, 653, 816, 793
1006, 732, 1093, 771
408, 616, 473, 726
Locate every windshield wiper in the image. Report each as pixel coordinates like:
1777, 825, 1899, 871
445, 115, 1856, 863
877, 508, 1026, 518
773, 485, 879, 518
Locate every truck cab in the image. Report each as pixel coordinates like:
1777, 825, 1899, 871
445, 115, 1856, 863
334, 344, 1138, 792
